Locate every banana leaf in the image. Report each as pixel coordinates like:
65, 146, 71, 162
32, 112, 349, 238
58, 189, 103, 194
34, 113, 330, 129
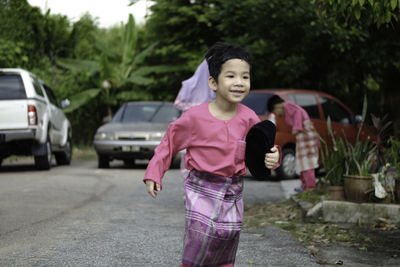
63, 88, 102, 113
56, 58, 100, 74
132, 42, 158, 66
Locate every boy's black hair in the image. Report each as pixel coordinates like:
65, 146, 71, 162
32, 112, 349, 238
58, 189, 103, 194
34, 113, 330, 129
267, 95, 285, 113
205, 42, 252, 82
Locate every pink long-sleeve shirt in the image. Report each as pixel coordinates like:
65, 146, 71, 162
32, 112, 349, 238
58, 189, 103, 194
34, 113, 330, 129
143, 102, 261, 186
284, 101, 310, 132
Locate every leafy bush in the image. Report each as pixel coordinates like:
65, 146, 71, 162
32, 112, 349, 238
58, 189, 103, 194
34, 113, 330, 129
320, 96, 376, 182
319, 117, 346, 186
385, 137, 400, 173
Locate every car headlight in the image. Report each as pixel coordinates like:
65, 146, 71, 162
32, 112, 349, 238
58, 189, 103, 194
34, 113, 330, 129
94, 132, 115, 141
149, 132, 164, 141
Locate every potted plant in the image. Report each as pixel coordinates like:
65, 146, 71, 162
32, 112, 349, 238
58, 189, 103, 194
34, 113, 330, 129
342, 137, 376, 203
320, 117, 346, 200
367, 113, 398, 203
342, 96, 376, 203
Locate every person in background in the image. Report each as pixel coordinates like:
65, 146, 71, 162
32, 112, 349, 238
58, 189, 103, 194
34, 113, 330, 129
267, 95, 319, 192
174, 59, 216, 180
143, 43, 280, 267
266, 106, 276, 125
174, 59, 216, 112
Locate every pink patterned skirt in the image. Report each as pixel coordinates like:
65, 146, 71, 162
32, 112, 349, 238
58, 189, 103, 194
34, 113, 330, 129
182, 170, 244, 267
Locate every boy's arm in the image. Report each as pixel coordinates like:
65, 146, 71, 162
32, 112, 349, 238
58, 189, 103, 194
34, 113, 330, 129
143, 114, 191, 189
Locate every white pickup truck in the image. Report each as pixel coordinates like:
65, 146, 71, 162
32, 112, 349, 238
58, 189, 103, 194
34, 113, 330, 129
0, 68, 72, 170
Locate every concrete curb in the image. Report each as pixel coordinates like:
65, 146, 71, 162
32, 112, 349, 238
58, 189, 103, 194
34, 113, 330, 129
290, 195, 323, 222
321, 200, 400, 225
291, 195, 400, 225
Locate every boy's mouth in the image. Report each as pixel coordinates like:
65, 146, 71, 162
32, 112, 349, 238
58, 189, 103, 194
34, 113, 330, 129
230, 89, 245, 96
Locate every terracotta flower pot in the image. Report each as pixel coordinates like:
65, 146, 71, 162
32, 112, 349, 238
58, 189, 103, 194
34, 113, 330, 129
329, 185, 345, 201
343, 175, 373, 203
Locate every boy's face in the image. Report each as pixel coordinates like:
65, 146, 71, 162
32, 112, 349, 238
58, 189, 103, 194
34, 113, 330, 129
208, 59, 250, 104
273, 102, 285, 117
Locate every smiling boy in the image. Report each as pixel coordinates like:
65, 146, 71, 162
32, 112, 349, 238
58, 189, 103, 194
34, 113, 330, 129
144, 43, 280, 266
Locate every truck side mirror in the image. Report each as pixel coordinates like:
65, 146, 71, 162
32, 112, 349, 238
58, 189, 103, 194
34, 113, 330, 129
61, 99, 70, 108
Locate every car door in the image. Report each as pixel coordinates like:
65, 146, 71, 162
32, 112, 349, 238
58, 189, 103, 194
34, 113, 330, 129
42, 84, 65, 145
317, 95, 358, 146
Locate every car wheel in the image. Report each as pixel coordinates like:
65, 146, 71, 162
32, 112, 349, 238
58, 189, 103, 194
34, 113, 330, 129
35, 137, 52, 170
98, 154, 110, 168
276, 147, 297, 179
55, 137, 72, 165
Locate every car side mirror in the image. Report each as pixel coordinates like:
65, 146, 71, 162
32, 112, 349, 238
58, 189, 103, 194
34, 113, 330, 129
61, 99, 70, 108
354, 115, 363, 124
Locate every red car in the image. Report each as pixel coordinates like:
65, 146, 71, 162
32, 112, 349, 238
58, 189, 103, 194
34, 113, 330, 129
242, 89, 377, 179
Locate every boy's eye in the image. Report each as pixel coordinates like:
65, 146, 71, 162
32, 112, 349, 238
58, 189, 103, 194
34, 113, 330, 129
226, 75, 234, 78
243, 76, 249, 79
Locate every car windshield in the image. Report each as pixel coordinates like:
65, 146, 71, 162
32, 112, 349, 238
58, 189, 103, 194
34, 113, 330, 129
0, 73, 27, 100
241, 93, 273, 115
114, 103, 180, 123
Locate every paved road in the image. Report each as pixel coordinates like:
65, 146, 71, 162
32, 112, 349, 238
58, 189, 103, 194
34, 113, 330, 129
0, 159, 317, 266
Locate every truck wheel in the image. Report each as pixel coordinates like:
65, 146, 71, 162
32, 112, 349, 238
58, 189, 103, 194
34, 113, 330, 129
35, 137, 52, 170
98, 154, 110, 168
276, 148, 297, 179
55, 137, 72, 165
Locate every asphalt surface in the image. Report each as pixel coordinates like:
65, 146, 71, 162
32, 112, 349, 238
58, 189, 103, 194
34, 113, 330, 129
0, 159, 318, 266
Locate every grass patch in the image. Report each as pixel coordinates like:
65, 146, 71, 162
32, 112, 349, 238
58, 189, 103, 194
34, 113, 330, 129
72, 146, 97, 160
2, 146, 97, 163
3, 155, 33, 164
243, 200, 303, 229
294, 223, 372, 247
295, 188, 328, 205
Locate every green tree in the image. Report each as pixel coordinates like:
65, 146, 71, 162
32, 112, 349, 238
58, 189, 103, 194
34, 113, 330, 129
140, 0, 225, 100
311, 0, 400, 27
142, 0, 400, 136
0, 0, 46, 68
57, 15, 181, 117
0, 39, 29, 67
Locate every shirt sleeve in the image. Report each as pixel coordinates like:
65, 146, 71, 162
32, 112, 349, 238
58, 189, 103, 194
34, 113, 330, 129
143, 113, 192, 187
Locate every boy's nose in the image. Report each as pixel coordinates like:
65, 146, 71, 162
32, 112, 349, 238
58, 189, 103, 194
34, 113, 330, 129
234, 77, 244, 85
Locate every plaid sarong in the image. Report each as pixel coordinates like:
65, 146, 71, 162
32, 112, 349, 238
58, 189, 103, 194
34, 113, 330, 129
182, 170, 243, 267
295, 120, 319, 174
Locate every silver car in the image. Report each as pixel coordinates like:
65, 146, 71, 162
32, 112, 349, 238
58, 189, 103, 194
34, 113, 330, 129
93, 101, 181, 168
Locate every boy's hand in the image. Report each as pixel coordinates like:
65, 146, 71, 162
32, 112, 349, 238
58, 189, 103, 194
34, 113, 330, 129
265, 146, 279, 169
145, 179, 161, 198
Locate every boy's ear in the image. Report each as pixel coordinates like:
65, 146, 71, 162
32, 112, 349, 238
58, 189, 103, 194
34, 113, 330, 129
208, 76, 217, 92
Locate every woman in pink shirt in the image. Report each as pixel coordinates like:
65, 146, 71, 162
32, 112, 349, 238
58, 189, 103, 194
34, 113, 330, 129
267, 95, 319, 192
144, 43, 280, 267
